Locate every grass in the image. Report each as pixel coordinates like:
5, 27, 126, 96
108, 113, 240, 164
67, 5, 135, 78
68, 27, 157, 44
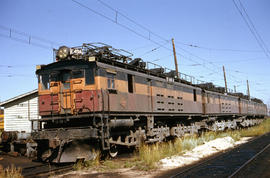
239, 118, 270, 137
73, 149, 101, 171
73, 117, 270, 171
0, 165, 23, 178
134, 118, 270, 170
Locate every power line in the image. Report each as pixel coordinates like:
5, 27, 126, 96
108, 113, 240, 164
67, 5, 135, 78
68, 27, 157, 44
174, 39, 264, 53
97, 0, 260, 84
0, 33, 50, 50
96, 0, 168, 42
0, 64, 37, 68
209, 57, 268, 64
0, 74, 34, 78
128, 44, 156, 51
0, 25, 62, 50
96, 2, 267, 54
0, 2, 266, 97
70, 0, 268, 96
232, 0, 270, 59
94, 0, 224, 74
138, 40, 170, 57
237, 0, 270, 54
181, 44, 264, 53
71, 0, 247, 88
71, 1, 199, 63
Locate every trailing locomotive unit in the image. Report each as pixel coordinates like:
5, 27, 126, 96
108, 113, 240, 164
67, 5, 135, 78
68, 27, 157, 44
32, 43, 267, 163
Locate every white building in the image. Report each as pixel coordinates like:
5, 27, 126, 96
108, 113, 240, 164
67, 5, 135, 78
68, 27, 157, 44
0, 89, 39, 133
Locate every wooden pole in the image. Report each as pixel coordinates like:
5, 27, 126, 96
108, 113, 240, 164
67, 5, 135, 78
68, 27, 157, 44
172, 38, 179, 78
247, 80, 250, 100
234, 85, 236, 93
223, 65, 228, 93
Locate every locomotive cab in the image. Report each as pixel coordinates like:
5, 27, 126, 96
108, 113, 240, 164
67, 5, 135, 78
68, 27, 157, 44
36, 60, 97, 117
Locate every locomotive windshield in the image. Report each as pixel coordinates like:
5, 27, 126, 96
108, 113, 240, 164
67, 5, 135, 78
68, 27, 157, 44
38, 67, 95, 90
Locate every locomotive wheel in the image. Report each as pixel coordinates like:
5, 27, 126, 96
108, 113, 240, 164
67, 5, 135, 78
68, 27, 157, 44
109, 145, 118, 158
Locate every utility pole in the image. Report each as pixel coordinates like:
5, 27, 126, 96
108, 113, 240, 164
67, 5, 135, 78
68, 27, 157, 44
247, 80, 250, 100
172, 38, 179, 78
223, 65, 228, 93
234, 85, 236, 93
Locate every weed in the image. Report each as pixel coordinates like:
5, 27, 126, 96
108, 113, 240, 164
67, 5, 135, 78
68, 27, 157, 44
101, 160, 122, 170
239, 118, 270, 137
0, 165, 23, 178
136, 118, 270, 170
73, 149, 101, 170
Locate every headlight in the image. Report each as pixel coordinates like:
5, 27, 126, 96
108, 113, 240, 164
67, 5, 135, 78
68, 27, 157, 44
57, 46, 70, 60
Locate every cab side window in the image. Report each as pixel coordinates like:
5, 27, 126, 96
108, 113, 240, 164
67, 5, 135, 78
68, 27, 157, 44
72, 70, 84, 79
85, 68, 95, 85
128, 74, 133, 93
62, 73, 71, 89
107, 73, 115, 89
41, 74, 49, 90
193, 89, 197, 102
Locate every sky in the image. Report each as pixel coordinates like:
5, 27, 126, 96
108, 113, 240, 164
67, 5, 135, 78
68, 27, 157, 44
0, 0, 269, 106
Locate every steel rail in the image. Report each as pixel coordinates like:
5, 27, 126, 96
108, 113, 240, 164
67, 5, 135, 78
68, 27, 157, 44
228, 142, 270, 178
170, 132, 269, 178
22, 163, 73, 177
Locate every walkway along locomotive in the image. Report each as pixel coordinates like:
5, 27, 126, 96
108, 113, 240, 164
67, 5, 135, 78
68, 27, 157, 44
31, 43, 267, 163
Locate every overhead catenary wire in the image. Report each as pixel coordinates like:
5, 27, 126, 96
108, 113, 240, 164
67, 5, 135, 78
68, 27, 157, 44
0, 64, 38, 68
0, 0, 262, 88
175, 40, 264, 53
97, 0, 266, 54
138, 40, 170, 57
96, 0, 169, 43
71, 0, 258, 91
237, 0, 270, 54
95, 0, 261, 86
0, 74, 34, 78
0, 25, 62, 50
232, 0, 270, 59
0, 1, 266, 98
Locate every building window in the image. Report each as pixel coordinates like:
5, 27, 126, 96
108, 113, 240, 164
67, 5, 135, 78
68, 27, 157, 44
19, 103, 26, 107
17, 115, 23, 119
107, 73, 115, 89
128, 74, 133, 93
193, 89, 197, 102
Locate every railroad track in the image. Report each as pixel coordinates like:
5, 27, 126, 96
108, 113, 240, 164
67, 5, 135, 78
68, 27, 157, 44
169, 132, 270, 178
22, 163, 73, 178
228, 142, 270, 178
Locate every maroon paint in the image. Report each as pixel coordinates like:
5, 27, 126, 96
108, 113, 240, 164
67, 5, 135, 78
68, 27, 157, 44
39, 94, 59, 116
74, 90, 100, 113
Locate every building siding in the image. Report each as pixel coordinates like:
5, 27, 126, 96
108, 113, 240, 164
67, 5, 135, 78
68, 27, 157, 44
4, 94, 39, 133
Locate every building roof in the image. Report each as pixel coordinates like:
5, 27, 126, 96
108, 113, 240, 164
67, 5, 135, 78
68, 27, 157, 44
0, 89, 38, 107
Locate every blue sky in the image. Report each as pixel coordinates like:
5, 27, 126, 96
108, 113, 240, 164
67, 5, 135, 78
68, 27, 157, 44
0, 0, 269, 105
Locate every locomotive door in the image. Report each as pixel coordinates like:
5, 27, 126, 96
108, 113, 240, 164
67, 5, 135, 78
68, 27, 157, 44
201, 90, 207, 114
59, 72, 74, 114
147, 79, 153, 112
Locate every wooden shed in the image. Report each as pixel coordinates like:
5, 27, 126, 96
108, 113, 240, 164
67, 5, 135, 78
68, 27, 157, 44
0, 89, 38, 133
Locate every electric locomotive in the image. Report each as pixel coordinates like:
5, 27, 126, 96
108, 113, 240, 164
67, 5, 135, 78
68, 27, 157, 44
32, 43, 267, 163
